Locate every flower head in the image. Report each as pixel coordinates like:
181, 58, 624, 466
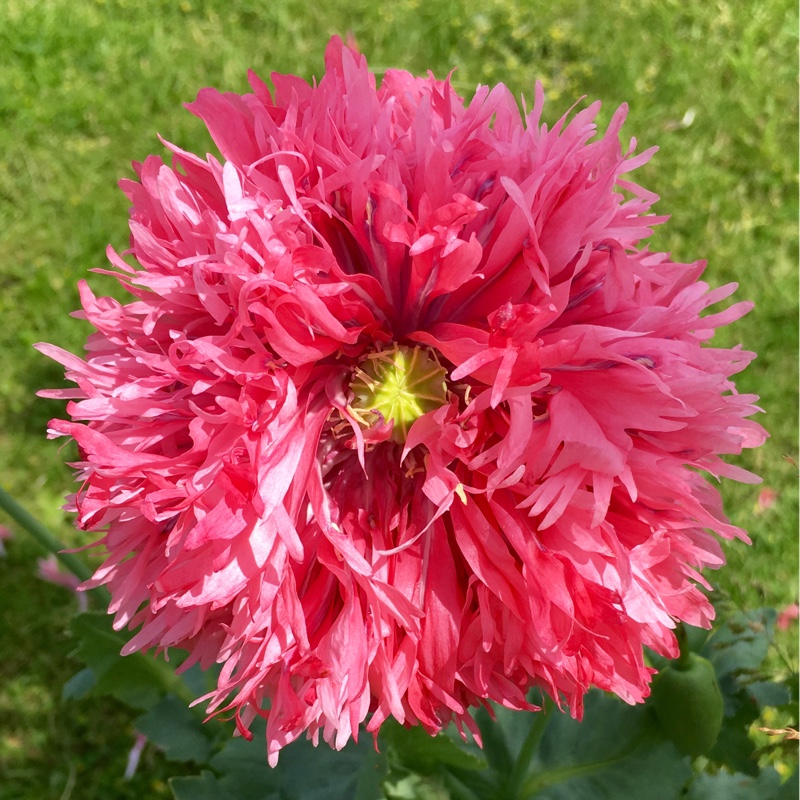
39, 37, 766, 763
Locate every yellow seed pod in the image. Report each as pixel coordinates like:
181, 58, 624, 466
350, 346, 448, 443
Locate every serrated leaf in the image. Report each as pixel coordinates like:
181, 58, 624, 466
709, 701, 761, 777
776, 771, 799, 800
61, 666, 96, 700
473, 706, 514, 778
68, 611, 190, 709
474, 703, 534, 778
209, 736, 282, 800
513, 692, 691, 800
382, 719, 488, 773
136, 694, 213, 763
746, 681, 792, 709
170, 770, 233, 800
70, 612, 128, 677
440, 770, 485, 800
383, 771, 451, 800
217, 772, 280, 800
93, 656, 164, 709
277, 735, 387, 800
684, 766, 785, 800
207, 721, 387, 800
529, 740, 690, 800
180, 661, 215, 698
703, 609, 776, 680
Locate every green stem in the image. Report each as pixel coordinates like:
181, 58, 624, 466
505, 706, 551, 799
0, 484, 108, 601
675, 622, 692, 669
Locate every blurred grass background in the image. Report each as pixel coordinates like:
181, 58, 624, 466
0, 0, 796, 797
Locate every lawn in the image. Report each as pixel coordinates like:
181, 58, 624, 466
0, 0, 797, 797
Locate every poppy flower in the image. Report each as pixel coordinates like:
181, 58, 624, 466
38, 37, 766, 764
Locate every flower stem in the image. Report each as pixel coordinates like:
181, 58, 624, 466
0, 484, 106, 598
675, 622, 692, 669
506, 704, 551, 799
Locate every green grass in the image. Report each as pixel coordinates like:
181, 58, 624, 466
0, 0, 797, 797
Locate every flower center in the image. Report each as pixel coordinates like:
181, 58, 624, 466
350, 345, 448, 443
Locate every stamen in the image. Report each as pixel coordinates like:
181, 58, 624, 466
350, 345, 448, 442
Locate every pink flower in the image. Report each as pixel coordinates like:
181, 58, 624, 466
777, 604, 799, 631
124, 733, 148, 781
755, 487, 778, 514
36, 554, 89, 612
38, 38, 766, 763
0, 525, 12, 557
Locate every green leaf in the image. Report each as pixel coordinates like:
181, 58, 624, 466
776, 772, 800, 800
170, 770, 234, 800
520, 692, 692, 800
206, 722, 387, 800
208, 736, 283, 800
696, 609, 786, 774
708, 698, 762, 777
703, 609, 776, 680
61, 666, 96, 700
383, 771, 451, 800
68, 611, 192, 709
746, 681, 792, 709
684, 767, 785, 800
382, 719, 488, 774
440, 770, 486, 800
136, 694, 213, 763
70, 611, 129, 676
180, 661, 216, 698
92, 655, 164, 710
528, 741, 690, 800
473, 705, 514, 778
276, 735, 387, 800
425, 693, 697, 800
